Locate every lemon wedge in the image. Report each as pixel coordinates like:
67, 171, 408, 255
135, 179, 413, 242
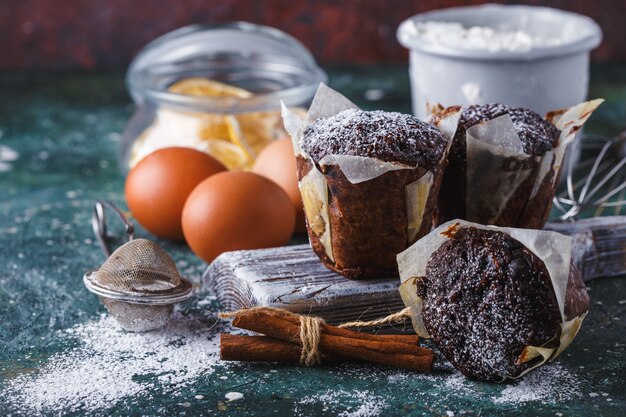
225, 115, 257, 160
201, 140, 251, 170
168, 77, 253, 99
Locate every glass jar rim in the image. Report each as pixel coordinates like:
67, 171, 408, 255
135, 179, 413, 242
126, 22, 327, 113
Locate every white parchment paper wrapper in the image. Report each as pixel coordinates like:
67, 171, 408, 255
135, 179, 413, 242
281, 84, 460, 263
434, 99, 603, 227
465, 114, 539, 223
544, 99, 605, 190
397, 219, 588, 380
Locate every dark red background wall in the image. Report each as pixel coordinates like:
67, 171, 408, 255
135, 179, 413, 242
1, 0, 623, 71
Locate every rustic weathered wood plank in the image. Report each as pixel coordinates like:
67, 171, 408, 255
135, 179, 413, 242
203, 244, 407, 328
544, 216, 626, 280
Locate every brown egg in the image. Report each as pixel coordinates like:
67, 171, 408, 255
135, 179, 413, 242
182, 171, 295, 263
125, 147, 226, 241
252, 138, 306, 233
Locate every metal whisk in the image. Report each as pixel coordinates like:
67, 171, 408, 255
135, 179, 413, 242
553, 132, 626, 221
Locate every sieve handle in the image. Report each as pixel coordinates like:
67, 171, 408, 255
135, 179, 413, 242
92, 200, 135, 258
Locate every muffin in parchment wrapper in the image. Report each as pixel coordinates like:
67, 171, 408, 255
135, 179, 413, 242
433, 100, 603, 228
281, 84, 461, 279
398, 219, 590, 382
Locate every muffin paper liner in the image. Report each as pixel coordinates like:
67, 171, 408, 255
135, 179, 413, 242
317, 154, 409, 184
298, 166, 334, 261
406, 172, 434, 242
465, 114, 538, 223
397, 219, 588, 380
545, 99, 605, 185
281, 84, 460, 265
436, 99, 603, 227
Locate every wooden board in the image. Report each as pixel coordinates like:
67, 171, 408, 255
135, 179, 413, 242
203, 216, 626, 326
203, 244, 406, 328
544, 216, 626, 280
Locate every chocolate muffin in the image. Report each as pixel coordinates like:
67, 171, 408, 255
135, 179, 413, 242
302, 109, 448, 168
299, 109, 448, 279
438, 103, 561, 228
416, 226, 588, 382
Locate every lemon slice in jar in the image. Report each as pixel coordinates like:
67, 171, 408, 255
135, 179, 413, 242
168, 78, 253, 99
234, 111, 281, 154
225, 115, 257, 160
198, 114, 231, 141
201, 140, 252, 171
162, 77, 288, 170
235, 108, 307, 154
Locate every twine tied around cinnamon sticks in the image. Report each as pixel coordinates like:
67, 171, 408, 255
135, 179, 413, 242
218, 306, 431, 371
336, 306, 413, 329
221, 307, 328, 366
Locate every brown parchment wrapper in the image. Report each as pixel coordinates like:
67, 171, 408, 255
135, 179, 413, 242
436, 99, 603, 228
398, 219, 589, 381
281, 84, 460, 279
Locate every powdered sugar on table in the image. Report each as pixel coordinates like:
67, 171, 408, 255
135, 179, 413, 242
1, 313, 223, 413
1, 310, 587, 415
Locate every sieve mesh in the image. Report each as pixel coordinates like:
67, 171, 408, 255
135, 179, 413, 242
93, 239, 183, 294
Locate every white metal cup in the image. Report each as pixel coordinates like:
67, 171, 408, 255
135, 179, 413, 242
397, 4, 602, 120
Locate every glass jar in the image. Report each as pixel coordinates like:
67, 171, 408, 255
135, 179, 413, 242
121, 22, 327, 171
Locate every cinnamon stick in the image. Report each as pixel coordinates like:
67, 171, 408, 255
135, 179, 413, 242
220, 334, 418, 365
278, 313, 420, 345
230, 310, 434, 372
376, 334, 420, 345
220, 334, 342, 363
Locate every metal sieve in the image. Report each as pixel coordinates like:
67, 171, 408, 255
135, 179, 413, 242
83, 200, 193, 332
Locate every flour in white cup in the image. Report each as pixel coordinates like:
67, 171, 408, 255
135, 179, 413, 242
401, 21, 581, 53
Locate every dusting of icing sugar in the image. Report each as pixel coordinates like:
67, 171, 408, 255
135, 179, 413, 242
298, 361, 583, 414
1, 313, 223, 413
432, 362, 583, 405
302, 108, 447, 168
0, 311, 584, 414
492, 363, 581, 404
452, 103, 560, 161
422, 227, 562, 381
297, 389, 387, 417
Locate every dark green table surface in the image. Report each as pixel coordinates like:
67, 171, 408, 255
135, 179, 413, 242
0, 66, 624, 417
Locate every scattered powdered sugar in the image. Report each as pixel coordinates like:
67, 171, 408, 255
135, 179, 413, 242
1, 313, 222, 413
1, 310, 583, 414
441, 362, 582, 405
297, 389, 387, 417
385, 361, 581, 406
442, 372, 477, 396
492, 363, 581, 404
